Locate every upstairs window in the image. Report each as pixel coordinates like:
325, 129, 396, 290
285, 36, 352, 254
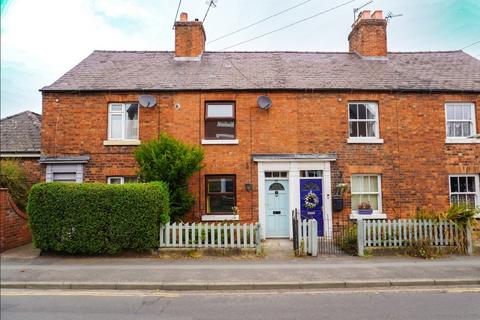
205, 102, 235, 140
206, 175, 236, 214
108, 103, 139, 140
445, 103, 476, 139
348, 102, 380, 139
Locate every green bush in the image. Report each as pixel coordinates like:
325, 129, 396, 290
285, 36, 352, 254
134, 133, 204, 221
27, 182, 170, 254
0, 159, 30, 211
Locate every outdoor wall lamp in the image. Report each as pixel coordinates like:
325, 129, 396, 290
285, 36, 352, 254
245, 182, 253, 192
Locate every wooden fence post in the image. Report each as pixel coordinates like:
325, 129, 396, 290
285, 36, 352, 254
311, 219, 318, 257
466, 225, 473, 256
357, 218, 365, 256
255, 223, 262, 255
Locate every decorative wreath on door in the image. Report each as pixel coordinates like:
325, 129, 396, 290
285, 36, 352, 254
304, 191, 319, 209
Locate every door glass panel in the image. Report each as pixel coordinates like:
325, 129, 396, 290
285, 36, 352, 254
269, 183, 285, 191
302, 182, 320, 191
53, 173, 76, 182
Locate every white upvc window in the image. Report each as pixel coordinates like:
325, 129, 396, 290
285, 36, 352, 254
350, 174, 385, 219
445, 103, 477, 143
108, 103, 139, 140
347, 102, 383, 143
449, 175, 479, 211
107, 176, 138, 184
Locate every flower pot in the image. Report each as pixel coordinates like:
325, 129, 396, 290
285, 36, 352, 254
358, 208, 373, 215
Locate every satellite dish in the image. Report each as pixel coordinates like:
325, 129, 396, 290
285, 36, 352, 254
257, 96, 272, 110
138, 95, 157, 108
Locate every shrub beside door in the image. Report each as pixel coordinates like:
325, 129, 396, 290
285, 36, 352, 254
27, 182, 170, 254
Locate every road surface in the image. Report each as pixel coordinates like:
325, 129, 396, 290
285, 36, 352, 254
2, 286, 480, 320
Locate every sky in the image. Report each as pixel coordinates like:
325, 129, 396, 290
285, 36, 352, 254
1, 0, 479, 118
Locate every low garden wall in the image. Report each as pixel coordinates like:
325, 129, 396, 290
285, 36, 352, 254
0, 188, 32, 252
28, 182, 170, 254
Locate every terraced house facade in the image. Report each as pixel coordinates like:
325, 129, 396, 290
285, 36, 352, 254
40, 11, 480, 239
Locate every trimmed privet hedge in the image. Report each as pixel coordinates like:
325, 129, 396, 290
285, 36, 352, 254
27, 182, 170, 254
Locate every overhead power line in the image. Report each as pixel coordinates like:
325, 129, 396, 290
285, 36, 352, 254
460, 40, 480, 50
207, 0, 314, 44
219, 0, 356, 51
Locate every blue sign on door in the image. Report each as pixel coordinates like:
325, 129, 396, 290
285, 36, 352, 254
300, 179, 323, 236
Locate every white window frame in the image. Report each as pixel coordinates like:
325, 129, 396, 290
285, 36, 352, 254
350, 174, 386, 219
107, 103, 139, 141
448, 175, 480, 214
46, 164, 84, 183
347, 102, 383, 144
107, 176, 138, 184
445, 103, 478, 144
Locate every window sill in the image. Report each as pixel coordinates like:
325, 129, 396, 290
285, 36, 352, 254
201, 214, 240, 222
445, 139, 480, 144
201, 139, 239, 145
349, 213, 387, 220
347, 138, 384, 144
103, 140, 141, 146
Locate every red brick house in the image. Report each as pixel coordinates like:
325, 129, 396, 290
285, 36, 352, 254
40, 11, 479, 239
1, 111, 42, 184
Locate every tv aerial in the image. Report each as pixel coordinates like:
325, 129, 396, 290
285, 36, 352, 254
203, 0, 218, 22
385, 11, 403, 22
353, 0, 373, 21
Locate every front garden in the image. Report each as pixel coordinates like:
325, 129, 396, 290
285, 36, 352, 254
27, 133, 204, 255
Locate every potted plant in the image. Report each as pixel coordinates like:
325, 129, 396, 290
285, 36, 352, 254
231, 206, 240, 220
357, 201, 373, 215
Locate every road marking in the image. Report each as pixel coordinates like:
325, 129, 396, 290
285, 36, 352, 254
1, 290, 179, 298
2, 287, 479, 298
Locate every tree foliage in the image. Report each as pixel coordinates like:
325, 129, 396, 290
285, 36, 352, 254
0, 159, 30, 211
134, 133, 204, 221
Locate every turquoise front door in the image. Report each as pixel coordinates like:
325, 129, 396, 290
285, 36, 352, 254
265, 180, 289, 237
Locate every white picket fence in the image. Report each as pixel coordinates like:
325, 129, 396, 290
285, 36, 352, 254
293, 217, 318, 257
159, 222, 261, 253
357, 219, 472, 256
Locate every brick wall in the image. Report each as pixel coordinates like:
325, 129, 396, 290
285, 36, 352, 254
18, 158, 42, 184
0, 188, 31, 252
41, 91, 480, 222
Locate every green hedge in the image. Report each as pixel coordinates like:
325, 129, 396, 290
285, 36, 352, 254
27, 182, 170, 254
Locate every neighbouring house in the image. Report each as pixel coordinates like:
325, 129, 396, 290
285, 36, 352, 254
0, 110, 41, 251
1, 111, 42, 184
39, 10, 479, 239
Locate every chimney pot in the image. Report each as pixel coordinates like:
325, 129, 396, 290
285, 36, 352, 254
371, 10, 383, 19
360, 10, 371, 20
180, 12, 188, 22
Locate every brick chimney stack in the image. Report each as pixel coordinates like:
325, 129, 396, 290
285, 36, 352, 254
174, 12, 206, 58
348, 10, 387, 57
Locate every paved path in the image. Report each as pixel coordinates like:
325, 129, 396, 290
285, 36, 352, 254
2, 287, 480, 320
2, 254, 479, 289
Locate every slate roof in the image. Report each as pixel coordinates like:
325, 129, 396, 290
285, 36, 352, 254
41, 50, 480, 93
0, 111, 42, 154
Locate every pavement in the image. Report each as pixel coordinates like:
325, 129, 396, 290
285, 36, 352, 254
1, 242, 480, 291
